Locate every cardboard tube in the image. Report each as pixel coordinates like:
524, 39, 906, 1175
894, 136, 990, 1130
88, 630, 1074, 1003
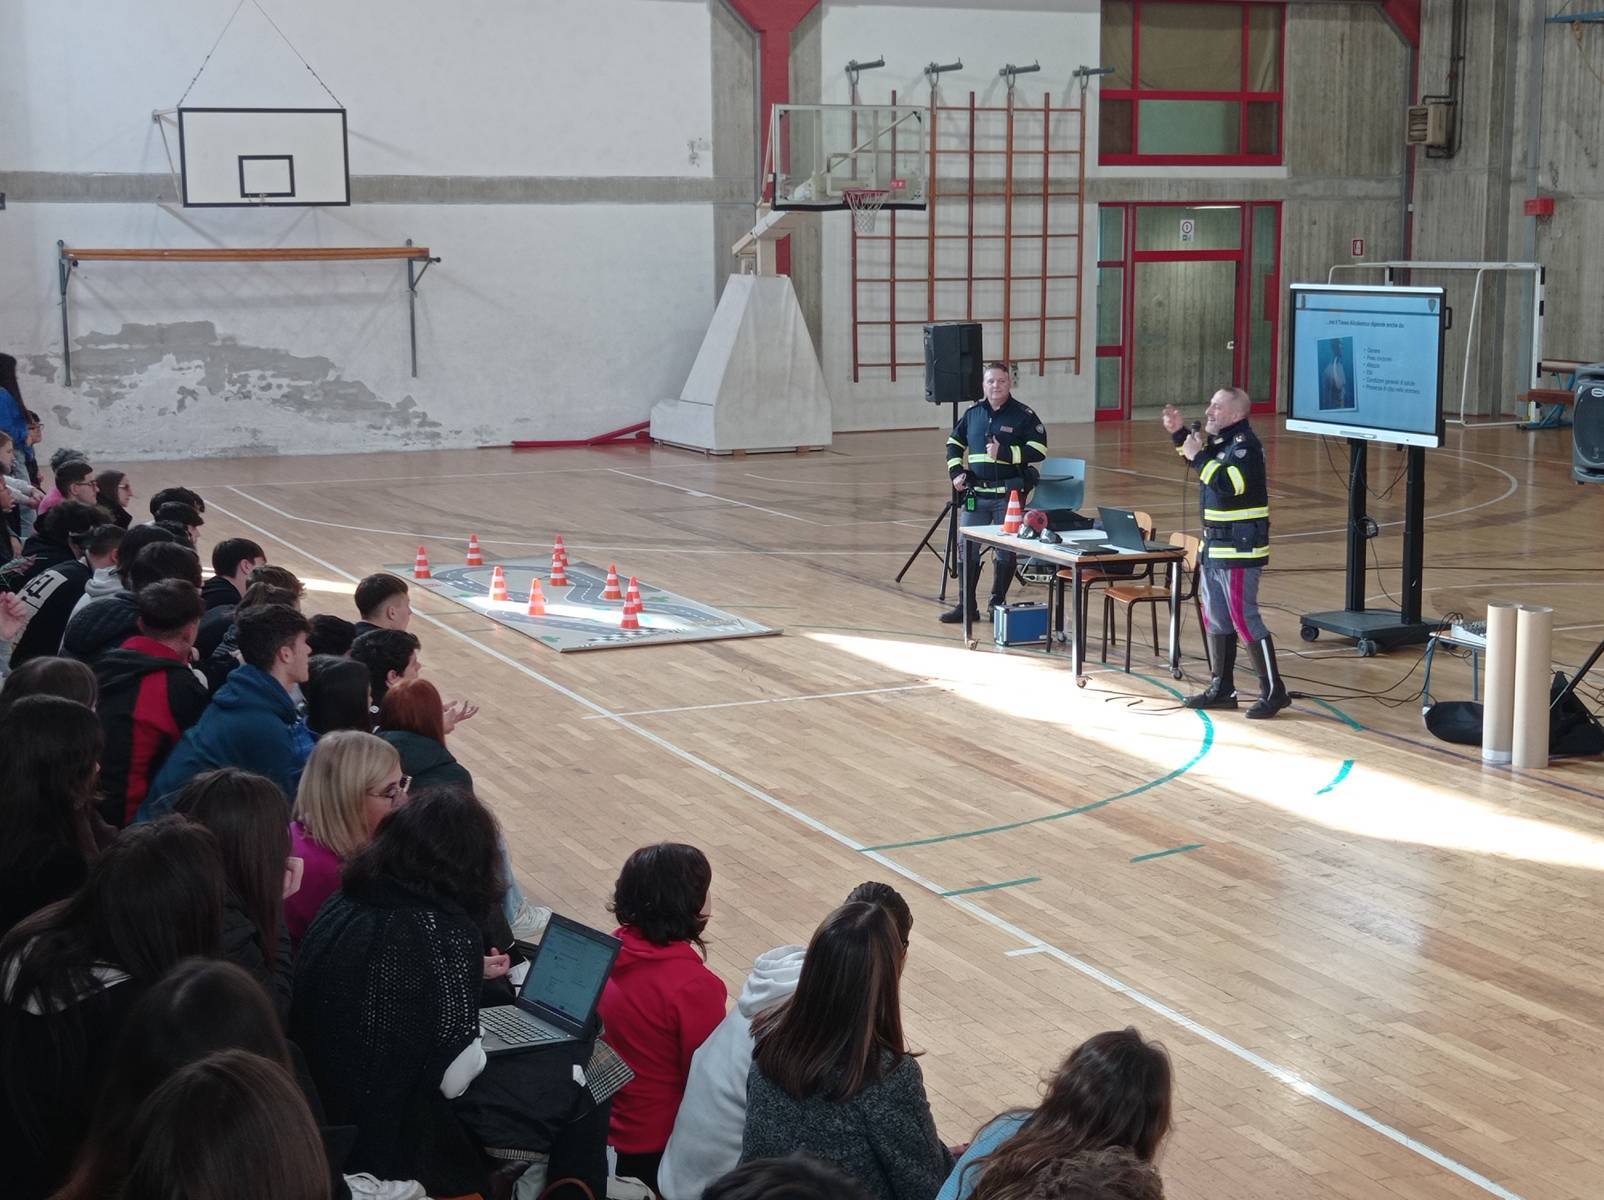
1481, 603, 1518, 764
1512, 605, 1554, 769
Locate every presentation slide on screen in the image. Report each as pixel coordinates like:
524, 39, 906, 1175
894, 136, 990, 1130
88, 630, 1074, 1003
1289, 288, 1442, 438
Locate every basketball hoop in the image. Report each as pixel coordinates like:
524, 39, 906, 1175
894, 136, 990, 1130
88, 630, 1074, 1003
843, 187, 890, 234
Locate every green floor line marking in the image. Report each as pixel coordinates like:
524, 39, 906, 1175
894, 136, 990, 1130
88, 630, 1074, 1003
1131, 843, 1203, 863
1316, 759, 1355, 795
1307, 696, 1364, 730
939, 876, 1040, 897
863, 675, 1215, 851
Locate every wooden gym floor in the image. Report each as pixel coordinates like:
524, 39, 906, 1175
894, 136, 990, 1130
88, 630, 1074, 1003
164, 419, 1601, 1200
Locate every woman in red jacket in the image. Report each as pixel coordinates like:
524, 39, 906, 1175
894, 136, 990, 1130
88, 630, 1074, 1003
597, 843, 727, 1195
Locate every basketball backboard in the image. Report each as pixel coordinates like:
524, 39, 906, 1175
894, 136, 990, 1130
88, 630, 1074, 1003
769, 103, 928, 212
178, 107, 350, 207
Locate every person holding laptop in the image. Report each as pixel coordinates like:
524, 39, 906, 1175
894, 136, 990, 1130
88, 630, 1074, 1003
1162, 387, 1289, 719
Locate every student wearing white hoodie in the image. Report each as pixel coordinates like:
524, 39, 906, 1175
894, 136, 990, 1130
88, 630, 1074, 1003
656, 882, 913, 1200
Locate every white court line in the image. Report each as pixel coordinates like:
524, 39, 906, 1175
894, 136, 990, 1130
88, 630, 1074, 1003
605, 468, 921, 528
582, 683, 941, 720
222, 488, 907, 556
1004, 946, 1049, 957
204, 494, 1526, 1200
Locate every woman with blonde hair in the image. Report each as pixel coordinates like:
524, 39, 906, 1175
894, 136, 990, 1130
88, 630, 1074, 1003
284, 730, 407, 947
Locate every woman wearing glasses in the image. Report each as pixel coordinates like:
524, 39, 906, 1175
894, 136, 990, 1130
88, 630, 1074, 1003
284, 730, 409, 948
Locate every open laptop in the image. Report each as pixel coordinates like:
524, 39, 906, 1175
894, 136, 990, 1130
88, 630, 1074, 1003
1061, 507, 1167, 555
480, 914, 621, 1056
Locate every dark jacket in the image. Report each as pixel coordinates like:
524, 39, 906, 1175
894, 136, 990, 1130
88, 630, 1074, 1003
140, 664, 306, 818
0, 840, 86, 941
742, 1052, 953, 1200
195, 602, 236, 659
291, 876, 488, 1196
222, 885, 294, 1022
378, 730, 473, 792
0, 532, 79, 593
1173, 416, 1270, 568
104, 503, 132, 529
94, 636, 211, 827
62, 591, 140, 664
10, 559, 91, 666
201, 574, 242, 612
944, 396, 1048, 495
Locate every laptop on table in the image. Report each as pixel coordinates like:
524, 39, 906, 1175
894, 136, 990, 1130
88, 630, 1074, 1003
480, 914, 621, 1056
1060, 507, 1168, 556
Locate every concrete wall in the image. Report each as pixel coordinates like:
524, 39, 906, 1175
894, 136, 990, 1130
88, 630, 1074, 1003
0, 0, 727, 458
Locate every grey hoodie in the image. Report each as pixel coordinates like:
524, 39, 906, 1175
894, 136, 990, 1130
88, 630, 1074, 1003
657, 944, 806, 1200
70, 566, 123, 618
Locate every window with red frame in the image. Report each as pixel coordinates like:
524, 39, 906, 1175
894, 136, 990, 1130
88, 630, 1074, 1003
1100, 1, 1284, 165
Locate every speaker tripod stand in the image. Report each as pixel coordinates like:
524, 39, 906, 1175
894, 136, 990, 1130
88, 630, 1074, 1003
894, 398, 968, 601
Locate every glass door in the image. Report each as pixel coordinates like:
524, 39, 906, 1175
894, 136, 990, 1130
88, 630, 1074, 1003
1131, 258, 1241, 413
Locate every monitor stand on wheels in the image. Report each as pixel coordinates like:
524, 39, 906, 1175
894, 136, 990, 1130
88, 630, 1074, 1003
1299, 439, 1437, 656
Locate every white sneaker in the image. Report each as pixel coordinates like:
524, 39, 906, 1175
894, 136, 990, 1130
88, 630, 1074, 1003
343, 1174, 426, 1200
510, 901, 552, 941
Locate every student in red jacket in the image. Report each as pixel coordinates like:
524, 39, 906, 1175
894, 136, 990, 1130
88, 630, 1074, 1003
596, 843, 727, 1195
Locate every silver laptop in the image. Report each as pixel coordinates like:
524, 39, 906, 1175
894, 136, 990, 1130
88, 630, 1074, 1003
480, 915, 621, 1056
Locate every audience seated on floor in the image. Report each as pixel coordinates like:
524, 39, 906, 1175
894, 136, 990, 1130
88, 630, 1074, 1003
309, 613, 358, 657
64, 521, 174, 621
0, 817, 225, 1200
10, 521, 123, 667
292, 786, 610, 1197
202, 580, 304, 692
354, 572, 413, 637
196, 536, 268, 656
703, 1154, 875, 1200
0, 694, 110, 938
940, 1028, 1171, 1200
658, 881, 913, 1200
3, 498, 108, 591
37, 459, 97, 522
285, 730, 407, 946
63, 537, 197, 664
741, 899, 953, 1200
305, 652, 375, 736
173, 769, 298, 1019
94, 580, 210, 827
597, 842, 729, 1196
349, 627, 422, 709
94, 468, 134, 528
141, 604, 313, 815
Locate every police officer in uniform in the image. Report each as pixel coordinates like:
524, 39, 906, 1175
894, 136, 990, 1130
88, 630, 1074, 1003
939, 363, 1048, 624
1162, 387, 1289, 719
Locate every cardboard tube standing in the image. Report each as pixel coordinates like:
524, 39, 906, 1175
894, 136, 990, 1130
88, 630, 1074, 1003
1512, 605, 1554, 769
1481, 603, 1518, 764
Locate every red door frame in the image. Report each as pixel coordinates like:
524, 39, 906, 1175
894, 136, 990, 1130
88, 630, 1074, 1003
1094, 200, 1279, 421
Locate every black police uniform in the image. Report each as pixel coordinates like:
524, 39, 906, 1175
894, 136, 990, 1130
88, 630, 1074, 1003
1170, 415, 1287, 718
940, 395, 1047, 621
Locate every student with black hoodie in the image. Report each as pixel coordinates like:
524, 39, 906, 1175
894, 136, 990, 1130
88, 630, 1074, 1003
62, 538, 198, 665
195, 537, 267, 657
9, 523, 124, 668
0, 499, 108, 591
94, 580, 210, 827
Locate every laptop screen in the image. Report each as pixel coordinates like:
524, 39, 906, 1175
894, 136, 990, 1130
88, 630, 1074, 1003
520, 918, 619, 1028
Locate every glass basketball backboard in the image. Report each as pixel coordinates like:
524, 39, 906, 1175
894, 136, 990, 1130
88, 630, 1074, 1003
769, 104, 928, 212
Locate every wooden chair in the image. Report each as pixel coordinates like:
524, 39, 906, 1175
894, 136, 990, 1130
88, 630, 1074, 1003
1053, 510, 1154, 648
1099, 532, 1208, 673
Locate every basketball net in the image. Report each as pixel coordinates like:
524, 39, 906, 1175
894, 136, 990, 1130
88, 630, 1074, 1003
843, 188, 889, 234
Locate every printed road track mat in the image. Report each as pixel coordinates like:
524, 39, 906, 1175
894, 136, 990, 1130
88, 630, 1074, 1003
386, 557, 780, 653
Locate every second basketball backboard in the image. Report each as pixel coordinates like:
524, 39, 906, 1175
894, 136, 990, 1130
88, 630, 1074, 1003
770, 104, 928, 213
178, 107, 350, 207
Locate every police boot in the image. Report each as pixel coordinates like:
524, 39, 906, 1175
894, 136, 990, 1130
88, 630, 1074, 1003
1184, 634, 1238, 709
938, 558, 983, 624
1244, 635, 1291, 719
985, 557, 1014, 617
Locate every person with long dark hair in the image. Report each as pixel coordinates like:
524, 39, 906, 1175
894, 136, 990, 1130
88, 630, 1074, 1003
93, 469, 134, 528
173, 769, 299, 1018
938, 1029, 1172, 1200
0, 817, 224, 1199
0, 695, 110, 938
596, 842, 727, 1194
292, 786, 609, 1197
304, 653, 373, 736
741, 900, 952, 1200
0, 654, 98, 714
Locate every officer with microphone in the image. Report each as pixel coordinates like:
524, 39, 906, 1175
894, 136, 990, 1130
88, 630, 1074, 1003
1162, 387, 1289, 719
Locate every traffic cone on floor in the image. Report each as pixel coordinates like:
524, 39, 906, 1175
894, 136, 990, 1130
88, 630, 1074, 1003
553, 534, 567, 565
465, 535, 483, 567
620, 589, 641, 631
413, 546, 431, 579
489, 565, 508, 602
625, 576, 642, 614
549, 552, 569, 587
526, 578, 546, 617
1001, 490, 1024, 534
602, 564, 623, 601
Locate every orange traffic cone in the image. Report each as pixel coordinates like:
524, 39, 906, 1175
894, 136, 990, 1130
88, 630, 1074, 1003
549, 553, 569, 587
1001, 490, 1023, 534
526, 578, 546, 617
465, 535, 483, 567
620, 593, 641, 631
602, 564, 623, 601
413, 546, 431, 579
489, 565, 508, 602
553, 534, 567, 565
626, 576, 642, 613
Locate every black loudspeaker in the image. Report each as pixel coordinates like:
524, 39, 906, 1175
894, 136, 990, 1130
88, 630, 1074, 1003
1573, 364, 1604, 484
924, 322, 984, 405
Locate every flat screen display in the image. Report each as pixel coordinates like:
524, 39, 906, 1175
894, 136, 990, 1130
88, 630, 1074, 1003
1285, 283, 1446, 448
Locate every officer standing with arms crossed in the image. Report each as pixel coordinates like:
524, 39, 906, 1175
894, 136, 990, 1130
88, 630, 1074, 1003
939, 363, 1048, 624
1162, 387, 1290, 718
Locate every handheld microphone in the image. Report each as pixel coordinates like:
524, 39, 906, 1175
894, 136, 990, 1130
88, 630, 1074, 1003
1188, 420, 1203, 434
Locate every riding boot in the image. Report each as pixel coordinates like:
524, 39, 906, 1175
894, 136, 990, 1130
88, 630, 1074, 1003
938, 556, 984, 624
1244, 635, 1291, 719
1183, 634, 1239, 709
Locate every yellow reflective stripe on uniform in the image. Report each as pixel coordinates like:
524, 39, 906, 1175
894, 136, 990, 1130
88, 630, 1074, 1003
1207, 545, 1269, 559
967, 453, 997, 464
1203, 506, 1269, 522
1198, 460, 1222, 483
1011, 445, 1023, 464
946, 457, 964, 469
1225, 464, 1246, 493
1026, 440, 1047, 456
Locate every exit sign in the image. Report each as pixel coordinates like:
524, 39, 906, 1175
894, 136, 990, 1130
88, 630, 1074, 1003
1351, 238, 1365, 258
